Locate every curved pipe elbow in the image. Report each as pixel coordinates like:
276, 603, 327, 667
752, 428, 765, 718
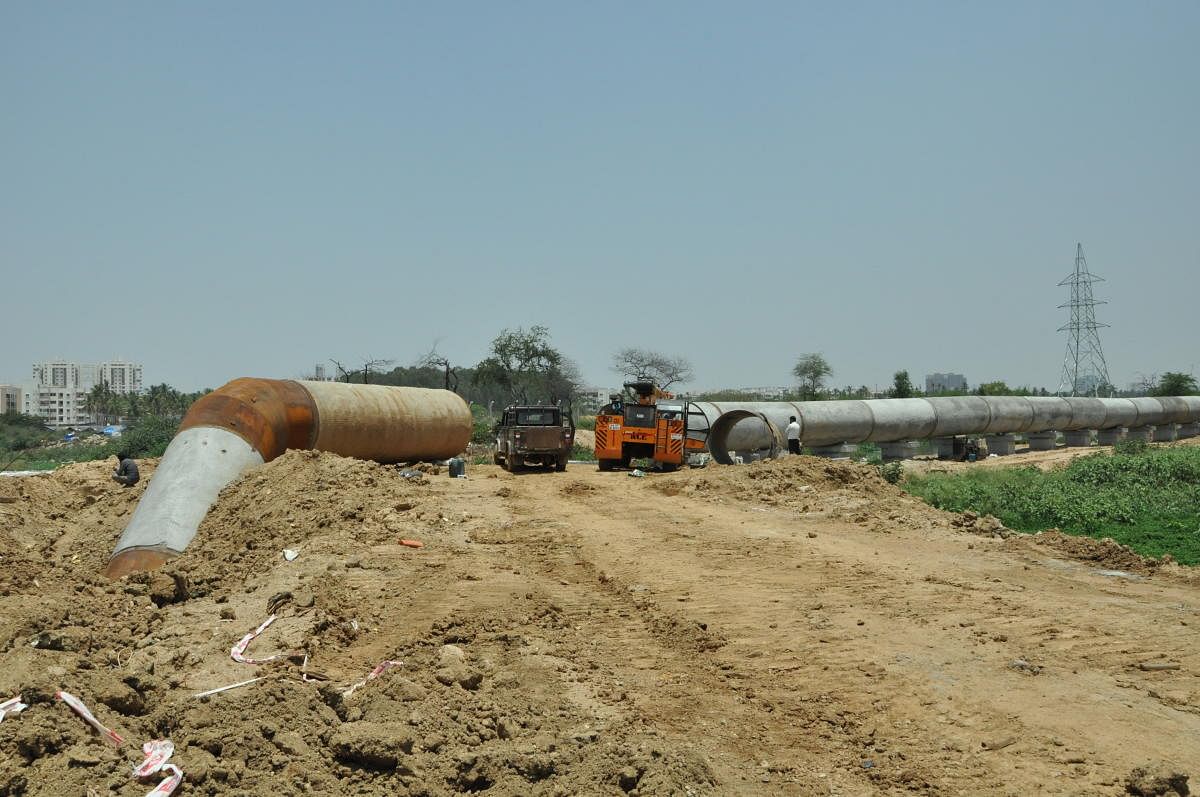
105, 378, 471, 578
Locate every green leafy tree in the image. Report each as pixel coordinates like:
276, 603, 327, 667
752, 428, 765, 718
474, 326, 581, 404
792, 353, 832, 401
1152, 372, 1199, 396
890, 370, 915, 399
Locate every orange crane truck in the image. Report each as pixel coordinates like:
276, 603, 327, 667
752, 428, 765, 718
593, 381, 697, 472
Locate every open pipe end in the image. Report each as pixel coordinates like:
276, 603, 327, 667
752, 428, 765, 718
708, 410, 781, 464
104, 547, 176, 580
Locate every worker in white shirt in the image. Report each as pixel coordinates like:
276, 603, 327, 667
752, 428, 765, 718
786, 416, 801, 455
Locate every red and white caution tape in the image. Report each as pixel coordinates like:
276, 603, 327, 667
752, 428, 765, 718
0, 696, 27, 723
230, 614, 283, 664
145, 766, 183, 797
56, 690, 125, 746
133, 739, 174, 778
134, 739, 183, 796
342, 660, 403, 697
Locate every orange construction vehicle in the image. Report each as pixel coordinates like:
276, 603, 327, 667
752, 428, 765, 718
593, 381, 700, 471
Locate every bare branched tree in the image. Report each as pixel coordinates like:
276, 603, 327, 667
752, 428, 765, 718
417, 341, 458, 392
329, 357, 395, 384
610, 347, 694, 391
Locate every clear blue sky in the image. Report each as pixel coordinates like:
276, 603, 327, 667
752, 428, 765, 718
3, 2, 1197, 393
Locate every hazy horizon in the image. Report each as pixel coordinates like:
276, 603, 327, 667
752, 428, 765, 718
4, 2, 1197, 395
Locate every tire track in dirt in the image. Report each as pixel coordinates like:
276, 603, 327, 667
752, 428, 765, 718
529, 465, 1200, 795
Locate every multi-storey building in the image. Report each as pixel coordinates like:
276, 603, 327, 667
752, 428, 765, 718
98, 360, 143, 394
925, 372, 968, 394
19, 359, 143, 427
0, 385, 22, 415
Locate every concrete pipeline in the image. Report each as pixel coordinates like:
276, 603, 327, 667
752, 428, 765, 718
691, 396, 1200, 464
105, 378, 472, 578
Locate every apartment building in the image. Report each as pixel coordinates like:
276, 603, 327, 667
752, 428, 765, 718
925, 372, 968, 394
19, 359, 143, 427
0, 385, 21, 414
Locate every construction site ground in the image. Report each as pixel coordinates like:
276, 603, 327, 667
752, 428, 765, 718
2, 442, 1198, 796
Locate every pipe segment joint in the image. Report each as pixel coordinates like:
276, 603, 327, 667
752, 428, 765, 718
106, 378, 471, 578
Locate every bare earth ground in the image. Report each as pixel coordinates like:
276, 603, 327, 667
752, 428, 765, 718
1, 445, 1198, 796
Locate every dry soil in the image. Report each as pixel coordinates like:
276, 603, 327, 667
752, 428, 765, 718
1, 446, 1197, 796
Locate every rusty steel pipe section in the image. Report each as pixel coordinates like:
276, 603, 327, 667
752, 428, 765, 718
105, 378, 471, 578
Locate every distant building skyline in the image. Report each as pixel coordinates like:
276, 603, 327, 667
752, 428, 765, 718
925, 373, 968, 394
19, 359, 143, 427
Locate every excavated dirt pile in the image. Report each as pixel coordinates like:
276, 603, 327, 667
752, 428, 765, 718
1, 449, 1197, 795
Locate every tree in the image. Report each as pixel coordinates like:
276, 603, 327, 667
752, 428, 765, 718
417, 342, 459, 392
890, 370, 914, 399
610, 348, 694, 391
474, 325, 580, 404
792, 353, 832, 401
1153, 372, 1199, 396
330, 357, 396, 384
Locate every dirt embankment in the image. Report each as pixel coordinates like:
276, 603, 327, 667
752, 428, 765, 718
1, 452, 1197, 795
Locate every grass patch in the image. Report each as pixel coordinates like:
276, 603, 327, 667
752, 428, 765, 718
1, 416, 179, 472
903, 444, 1200, 564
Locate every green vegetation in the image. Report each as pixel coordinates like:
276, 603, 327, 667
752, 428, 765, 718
1152, 372, 1198, 396
878, 461, 904, 484
792, 352, 832, 401
1, 413, 179, 471
570, 443, 596, 462
904, 444, 1200, 564
890, 370, 914, 399
853, 442, 882, 464
469, 404, 494, 444
574, 415, 596, 431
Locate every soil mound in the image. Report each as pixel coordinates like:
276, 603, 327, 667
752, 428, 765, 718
646, 456, 952, 534
172, 450, 450, 598
1024, 530, 1168, 575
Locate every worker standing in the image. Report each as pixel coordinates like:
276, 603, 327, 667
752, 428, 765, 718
112, 453, 140, 487
786, 416, 801, 455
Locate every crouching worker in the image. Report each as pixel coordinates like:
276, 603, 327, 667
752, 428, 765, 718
112, 453, 140, 487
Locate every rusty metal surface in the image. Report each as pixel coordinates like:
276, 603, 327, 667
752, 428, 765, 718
104, 547, 173, 579
180, 378, 317, 460
298, 381, 471, 463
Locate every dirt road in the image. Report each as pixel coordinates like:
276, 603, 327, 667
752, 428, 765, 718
1, 451, 1197, 795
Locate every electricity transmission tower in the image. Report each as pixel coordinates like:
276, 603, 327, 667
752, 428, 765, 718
1057, 243, 1112, 396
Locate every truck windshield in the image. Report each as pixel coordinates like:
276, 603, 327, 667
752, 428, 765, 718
516, 409, 560, 425
623, 405, 656, 428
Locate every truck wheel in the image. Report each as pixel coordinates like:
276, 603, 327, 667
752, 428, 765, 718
493, 452, 503, 466
598, 459, 615, 472
555, 455, 568, 472
505, 453, 519, 473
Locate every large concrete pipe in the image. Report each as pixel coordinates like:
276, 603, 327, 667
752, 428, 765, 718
1128, 397, 1167, 428
105, 378, 471, 578
1098, 398, 1139, 430
701, 396, 1200, 465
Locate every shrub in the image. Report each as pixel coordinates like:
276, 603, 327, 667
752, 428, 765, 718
878, 461, 904, 484
903, 446, 1200, 563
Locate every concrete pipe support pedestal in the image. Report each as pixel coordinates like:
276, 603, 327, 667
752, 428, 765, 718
1027, 431, 1058, 451
1126, 426, 1154, 442
1153, 424, 1179, 442
1178, 422, 1200, 439
933, 437, 957, 460
987, 434, 1016, 456
1063, 430, 1093, 447
1097, 428, 1125, 446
